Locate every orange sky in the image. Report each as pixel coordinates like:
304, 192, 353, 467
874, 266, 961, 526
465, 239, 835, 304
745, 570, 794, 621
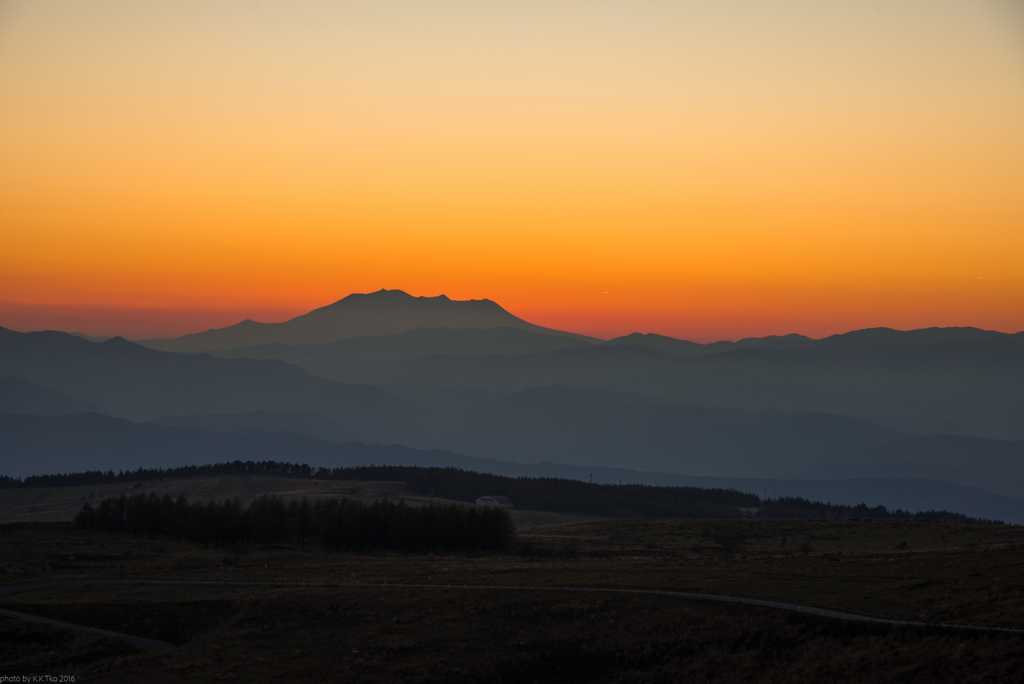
2, 1, 1023, 341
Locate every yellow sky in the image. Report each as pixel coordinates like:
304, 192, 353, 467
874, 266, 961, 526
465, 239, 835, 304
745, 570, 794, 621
1, 0, 1022, 340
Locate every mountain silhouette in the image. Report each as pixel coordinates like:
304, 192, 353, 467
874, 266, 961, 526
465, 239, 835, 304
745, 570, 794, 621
0, 326, 432, 444
0, 377, 105, 416
602, 333, 709, 355
137, 383, 1024, 500
432, 385, 901, 477
0, 412, 469, 479
4, 411, 1024, 523
211, 326, 592, 363
820, 326, 1015, 347
604, 326, 1015, 355
69, 332, 112, 343
151, 410, 353, 444
437, 385, 1024, 496
4, 317, 1024, 508
302, 343, 681, 391
604, 332, 817, 355
138, 289, 596, 352
299, 334, 1024, 440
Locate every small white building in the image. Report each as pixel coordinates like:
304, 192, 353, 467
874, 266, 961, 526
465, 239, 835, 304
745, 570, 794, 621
476, 495, 514, 509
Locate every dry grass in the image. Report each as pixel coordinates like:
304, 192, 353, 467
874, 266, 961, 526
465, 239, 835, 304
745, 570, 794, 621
2, 518, 1024, 682
4, 582, 1023, 683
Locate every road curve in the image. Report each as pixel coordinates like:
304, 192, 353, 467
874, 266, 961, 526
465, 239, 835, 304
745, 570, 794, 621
0, 578, 1019, 653
0, 602, 174, 652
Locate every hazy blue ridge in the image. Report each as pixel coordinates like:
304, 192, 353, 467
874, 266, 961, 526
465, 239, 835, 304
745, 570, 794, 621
0, 376, 105, 416
0, 326, 435, 444
209, 326, 592, 363
3, 411, 1023, 523
298, 335, 1024, 440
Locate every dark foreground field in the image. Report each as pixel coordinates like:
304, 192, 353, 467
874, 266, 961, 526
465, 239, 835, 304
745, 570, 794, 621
2, 518, 1023, 683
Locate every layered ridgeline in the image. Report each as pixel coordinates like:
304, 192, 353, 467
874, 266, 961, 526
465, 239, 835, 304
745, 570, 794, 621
129, 290, 1024, 442
603, 326, 1024, 355
148, 388, 1024, 502
138, 289, 597, 353
3, 323, 1020, 481
295, 331, 1024, 441
0, 376, 104, 416
17, 461, 997, 524
3, 290, 1023, 520
0, 326, 432, 443
210, 326, 593, 363
3, 412, 1024, 523
144, 292, 1020, 441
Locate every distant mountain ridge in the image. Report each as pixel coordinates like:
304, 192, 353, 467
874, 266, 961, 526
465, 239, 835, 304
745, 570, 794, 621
211, 326, 592, 363
138, 289, 597, 353
603, 326, 1022, 356
0, 412, 458, 479
4, 412, 1024, 523
5, 309, 1024, 522
148, 382, 1024, 501
0, 326, 433, 444
150, 410, 353, 444
127, 285, 1022, 362
300, 334, 1024, 440
0, 377, 104, 417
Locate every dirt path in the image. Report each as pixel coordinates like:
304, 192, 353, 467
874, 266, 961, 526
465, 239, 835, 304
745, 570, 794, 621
1, 577, 1019, 653
0, 602, 174, 652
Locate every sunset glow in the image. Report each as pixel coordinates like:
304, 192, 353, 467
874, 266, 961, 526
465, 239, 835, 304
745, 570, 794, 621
2, 1, 1023, 341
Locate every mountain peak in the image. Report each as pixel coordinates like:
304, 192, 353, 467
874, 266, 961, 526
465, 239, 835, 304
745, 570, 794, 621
821, 326, 1009, 347
138, 290, 593, 353
314, 290, 500, 314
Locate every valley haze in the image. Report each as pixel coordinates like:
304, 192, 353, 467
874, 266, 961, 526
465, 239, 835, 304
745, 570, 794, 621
3, 289, 1023, 522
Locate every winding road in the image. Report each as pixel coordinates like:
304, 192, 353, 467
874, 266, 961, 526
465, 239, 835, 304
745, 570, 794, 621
1, 578, 1019, 653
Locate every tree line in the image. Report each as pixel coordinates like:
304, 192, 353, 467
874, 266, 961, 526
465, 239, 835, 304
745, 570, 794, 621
757, 496, 992, 523
0, 461, 317, 488
5, 461, 761, 519
75, 492, 516, 552
401, 467, 758, 518
7, 460, 1001, 524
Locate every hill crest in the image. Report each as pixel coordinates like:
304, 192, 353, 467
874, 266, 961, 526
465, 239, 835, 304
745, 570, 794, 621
138, 289, 596, 353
